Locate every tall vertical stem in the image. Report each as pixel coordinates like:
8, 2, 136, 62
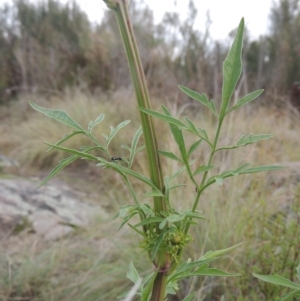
103, 1, 170, 300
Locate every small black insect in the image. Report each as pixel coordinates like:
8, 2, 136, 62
111, 157, 122, 162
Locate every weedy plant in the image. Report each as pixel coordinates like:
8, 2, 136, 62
29, 0, 283, 300
254, 266, 300, 301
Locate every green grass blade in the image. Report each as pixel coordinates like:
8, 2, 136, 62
30, 101, 85, 132
182, 292, 195, 301
220, 18, 244, 116
278, 290, 299, 301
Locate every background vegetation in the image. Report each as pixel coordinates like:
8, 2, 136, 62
0, 0, 300, 300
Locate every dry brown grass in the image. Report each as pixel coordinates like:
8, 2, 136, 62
1, 91, 300, 300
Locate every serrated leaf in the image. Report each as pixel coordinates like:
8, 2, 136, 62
158, 150, 182, 163
127, 262, 140, 284
239, 165, 285, 174
44, 143, 159, 190
179, 85, 216, 114
187, 139, 202, 157
193, 165, 214, 176
107, 120, 130, 146
226, 89, 264, 114
47, 131, 84, 152
37, 155, 78, 188
30, 101, 85, 132
220, 18, 244, 115
237, 134, 275, 146
253, 274, 300, 290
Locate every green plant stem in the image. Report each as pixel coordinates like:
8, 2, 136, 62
150, 273, 168, 301
103, 1, 171, 300
104, 0, 165, 213
183, 117, 225, 238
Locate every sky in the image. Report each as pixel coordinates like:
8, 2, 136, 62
0, 0, 274, 40
80, 0, 274, 40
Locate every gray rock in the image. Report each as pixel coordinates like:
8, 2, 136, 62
0, 178, 103, 240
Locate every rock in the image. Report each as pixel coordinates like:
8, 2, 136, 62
0, 178, 103, 240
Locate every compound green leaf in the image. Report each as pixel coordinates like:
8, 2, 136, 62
30, 101, 85, 132
237, 134, 275, 146
179, 85, 216, 115
226, 89, 264, 114
37, 155, 78, 187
